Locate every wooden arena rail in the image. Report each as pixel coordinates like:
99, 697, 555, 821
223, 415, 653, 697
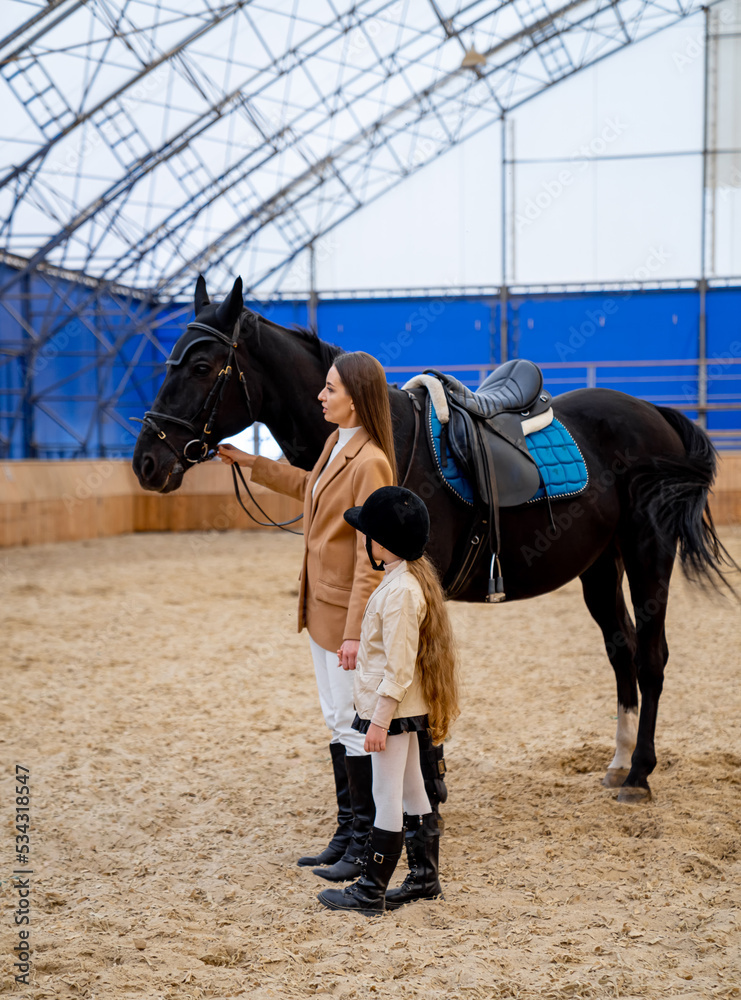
0, 455, 738, 548
0, 461, 303, 548
712, 453, 741, 524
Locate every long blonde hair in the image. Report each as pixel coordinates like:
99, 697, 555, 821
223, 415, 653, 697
407, 555, 459, 744
334, 351, 398, 484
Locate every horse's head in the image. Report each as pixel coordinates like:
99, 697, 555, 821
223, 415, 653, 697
132, 275, 261, 492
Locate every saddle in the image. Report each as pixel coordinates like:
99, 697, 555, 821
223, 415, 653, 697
438, 358, 550, 421
430, 360, 552, 502
405, 359, 553, 602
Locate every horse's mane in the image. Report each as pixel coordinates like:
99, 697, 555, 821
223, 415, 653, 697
293, 324, 345, 372
245, 307, 344, 373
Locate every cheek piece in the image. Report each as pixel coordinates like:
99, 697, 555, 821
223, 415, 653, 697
366, 535, 385, 572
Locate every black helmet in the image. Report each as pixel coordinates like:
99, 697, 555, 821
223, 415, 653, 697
344, 486, 430, 562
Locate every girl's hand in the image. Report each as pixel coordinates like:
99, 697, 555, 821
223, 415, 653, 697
364, 722, 387, 753
338, 639, 359, 671
217, 443, 256, 468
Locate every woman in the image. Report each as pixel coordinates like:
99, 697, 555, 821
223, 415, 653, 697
217, 351, 396, 882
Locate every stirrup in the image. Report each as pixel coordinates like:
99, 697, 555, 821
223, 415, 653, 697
486, 553, 506, 604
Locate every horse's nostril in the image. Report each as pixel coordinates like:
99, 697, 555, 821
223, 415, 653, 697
140, 453, 156, 482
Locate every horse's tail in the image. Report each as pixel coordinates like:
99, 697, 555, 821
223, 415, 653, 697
629, 405, 738, 593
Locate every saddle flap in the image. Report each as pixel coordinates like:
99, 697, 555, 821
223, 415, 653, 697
446, 400, 541, 508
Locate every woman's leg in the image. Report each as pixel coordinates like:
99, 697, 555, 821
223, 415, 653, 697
309, 637, 365, 756
309, 638, 373, 881
300, 639, 354, 867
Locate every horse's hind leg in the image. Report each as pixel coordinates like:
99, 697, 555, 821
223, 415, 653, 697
579, 548, 639, 789
616, 538, 674, 803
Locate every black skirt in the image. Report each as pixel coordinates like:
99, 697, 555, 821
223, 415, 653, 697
352, 712, 429, 736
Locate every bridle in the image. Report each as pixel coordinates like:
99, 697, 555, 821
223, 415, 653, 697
137, 320, 250, 464
134, 317, 303, 534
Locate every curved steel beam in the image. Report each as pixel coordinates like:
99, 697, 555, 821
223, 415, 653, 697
0, 1, 251, 192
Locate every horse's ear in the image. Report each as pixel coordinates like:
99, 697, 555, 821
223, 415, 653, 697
195, 274, 210, 315
215, 276, 244, 331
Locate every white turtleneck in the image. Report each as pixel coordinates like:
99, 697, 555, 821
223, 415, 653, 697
312, 424, 361, 497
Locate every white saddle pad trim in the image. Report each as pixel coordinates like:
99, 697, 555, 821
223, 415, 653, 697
522, 408, 553, 436
403, 374, 449, 423
404, 373, 553, 438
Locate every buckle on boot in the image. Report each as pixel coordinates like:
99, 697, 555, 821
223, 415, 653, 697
373, 852, 385, 863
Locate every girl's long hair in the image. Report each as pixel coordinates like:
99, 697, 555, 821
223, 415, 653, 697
333, 352, 398, 484
407, 555, 459, 744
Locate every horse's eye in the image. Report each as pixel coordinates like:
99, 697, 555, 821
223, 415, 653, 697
193, 363, 211, 377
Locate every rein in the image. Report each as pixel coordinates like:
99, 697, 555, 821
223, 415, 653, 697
230, 463, 303, 535
133, 318, 304, 535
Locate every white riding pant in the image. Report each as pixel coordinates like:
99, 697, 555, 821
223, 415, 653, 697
371, 731, 432, 832
309, 637, 367, 757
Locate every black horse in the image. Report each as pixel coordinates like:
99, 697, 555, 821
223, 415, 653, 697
133, 276, 735, 803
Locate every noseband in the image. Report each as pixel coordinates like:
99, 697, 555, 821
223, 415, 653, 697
136, 320, 252, 465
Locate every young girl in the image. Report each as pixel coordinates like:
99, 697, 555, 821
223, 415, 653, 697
317, 486, 459, 916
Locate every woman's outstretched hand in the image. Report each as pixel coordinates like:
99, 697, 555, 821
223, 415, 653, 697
338, 639, 359, 671
364, 722, 387, 753
217, 443, 256, 468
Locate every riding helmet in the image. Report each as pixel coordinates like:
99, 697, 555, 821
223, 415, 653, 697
344, 486, 430, 562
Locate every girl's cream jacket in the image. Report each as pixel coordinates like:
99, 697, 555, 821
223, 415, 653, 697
353, 561, 430, 722
250, 427, 392, 650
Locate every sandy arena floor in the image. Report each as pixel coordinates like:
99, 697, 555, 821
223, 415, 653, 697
1, 527, 740, 999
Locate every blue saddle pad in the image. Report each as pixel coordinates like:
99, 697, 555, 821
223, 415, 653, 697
429, 402, 474, 504
429, 401, 588, 505
525, 418, 589, 502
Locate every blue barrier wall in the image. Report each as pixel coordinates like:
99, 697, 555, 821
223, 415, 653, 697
0, 263, 186, 458
313, 296, 496, 371
1, 264, 739, 458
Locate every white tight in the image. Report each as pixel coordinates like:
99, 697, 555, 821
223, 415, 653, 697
371, 731, 432, 832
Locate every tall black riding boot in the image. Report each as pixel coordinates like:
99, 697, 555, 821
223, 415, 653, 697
297, 743, 353, 867
384, 812, 443, 909
313, 753, 375, 882
418, 729, 447, 826
317, 827, 404, 916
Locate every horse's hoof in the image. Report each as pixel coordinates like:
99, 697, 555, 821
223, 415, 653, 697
602, 767, 630, 788
616, 784, 652, 804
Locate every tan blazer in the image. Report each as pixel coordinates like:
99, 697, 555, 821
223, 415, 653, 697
250, 428, 393, 650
